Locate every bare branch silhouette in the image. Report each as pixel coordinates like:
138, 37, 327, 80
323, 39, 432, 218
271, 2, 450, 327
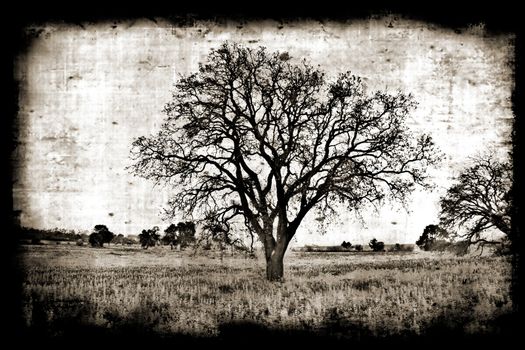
129, 42, 438, 281
439, 150, 512, 251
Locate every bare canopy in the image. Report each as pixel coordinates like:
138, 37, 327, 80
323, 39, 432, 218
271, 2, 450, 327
439, 151, 512, 249
130, 42, 437, 281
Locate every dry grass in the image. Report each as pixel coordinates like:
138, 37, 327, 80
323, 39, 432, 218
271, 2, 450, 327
17, 244, 513, 339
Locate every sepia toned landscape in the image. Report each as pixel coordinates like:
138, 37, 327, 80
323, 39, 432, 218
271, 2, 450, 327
10, 13, 519, 346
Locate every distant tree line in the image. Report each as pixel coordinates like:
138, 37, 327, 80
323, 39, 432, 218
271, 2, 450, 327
18, 221, 198, 250
301, 240, 413, 253
87, 222, 197, 249
18, 227, 88, 244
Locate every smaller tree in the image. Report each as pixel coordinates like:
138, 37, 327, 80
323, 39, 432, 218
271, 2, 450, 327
161, 222, 196, 250
354, 244, 363, 252
92, 225, 115, 246
416, 224, 448, 251
138, 226, 161, 249
162, 224, 178, 248
177, 222, 196, 248
439, 151, 512, 253
369, 238, 385, 252
89, 232, 104, 247
341, 241, 352, 249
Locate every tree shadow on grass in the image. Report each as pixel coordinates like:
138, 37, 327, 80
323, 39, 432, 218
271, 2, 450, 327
19, 298, 519, 348
216, 312, 518, 347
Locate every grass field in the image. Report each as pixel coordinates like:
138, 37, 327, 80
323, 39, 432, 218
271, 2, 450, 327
16, 244, 514, 343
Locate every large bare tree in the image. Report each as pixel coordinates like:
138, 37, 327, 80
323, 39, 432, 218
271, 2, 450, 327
439, 151, 512, 250
130, 42, 437, 281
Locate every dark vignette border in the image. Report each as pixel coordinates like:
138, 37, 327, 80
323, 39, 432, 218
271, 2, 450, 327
3, 3, 522, 347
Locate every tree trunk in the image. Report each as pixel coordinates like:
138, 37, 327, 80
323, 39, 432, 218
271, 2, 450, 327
264, 233, 291, 281
266, 249, 285, 281
261, 222, 294, 281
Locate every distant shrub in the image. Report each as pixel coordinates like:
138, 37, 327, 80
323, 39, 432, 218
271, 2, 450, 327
387, 243, 414, 252
89, 232, 104, 247
300, 245, 357, 252
138, 226, 161, 249
401, 244, 414, 252
416, 224, 448, 251
389, 243, 402, 252
76, 239, 84, 246
369, 238, 385, 252
88, 225, 115, 247
111, 234, 125, 245
94, 225, 115, 246
122, 237, 136, 245
341, 241, 352, 249
354, 244, 363, 251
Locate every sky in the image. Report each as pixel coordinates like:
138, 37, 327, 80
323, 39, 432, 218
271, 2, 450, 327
13, 17, 514, 246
